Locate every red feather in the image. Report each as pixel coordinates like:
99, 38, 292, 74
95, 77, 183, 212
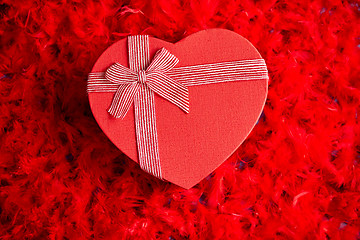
1, 0, 360, 239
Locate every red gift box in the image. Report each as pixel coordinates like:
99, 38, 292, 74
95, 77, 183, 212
87, 29, 268, 188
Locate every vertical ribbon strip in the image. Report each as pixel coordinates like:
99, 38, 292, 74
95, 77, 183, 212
129, 35, 162, 179
88, 35, 269, 179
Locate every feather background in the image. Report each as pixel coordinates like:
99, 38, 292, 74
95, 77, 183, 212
0, 0, 360, 239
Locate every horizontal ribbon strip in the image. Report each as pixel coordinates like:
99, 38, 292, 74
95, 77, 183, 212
88, 59, 268, 91
88, 35, 269, 179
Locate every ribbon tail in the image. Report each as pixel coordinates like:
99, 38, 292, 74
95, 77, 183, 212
108, 83, 140, 118
146, 72, 189, 113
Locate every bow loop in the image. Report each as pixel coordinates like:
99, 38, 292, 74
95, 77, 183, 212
104, 47, 188, 119
146, 48, 179, 73
105, 62, 137, 84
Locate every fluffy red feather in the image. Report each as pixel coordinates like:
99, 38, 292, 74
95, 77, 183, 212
0, 0, 360, 239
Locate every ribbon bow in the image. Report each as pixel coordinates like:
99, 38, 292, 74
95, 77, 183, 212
105, 48, 189, 119
88, 35, 269, 180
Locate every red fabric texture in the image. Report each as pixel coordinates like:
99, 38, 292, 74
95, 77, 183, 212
0, 0, 360, 239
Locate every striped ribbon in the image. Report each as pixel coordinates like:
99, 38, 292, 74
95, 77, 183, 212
88, 35, 269, 179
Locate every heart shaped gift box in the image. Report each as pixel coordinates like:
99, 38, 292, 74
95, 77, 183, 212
87, 29, 268, 189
